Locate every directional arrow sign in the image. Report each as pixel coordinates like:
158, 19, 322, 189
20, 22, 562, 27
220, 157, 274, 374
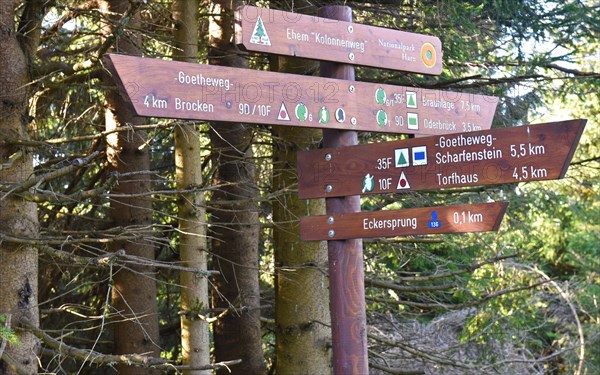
301, 202, 508, 241
297, 119, 586, 199
235, 5, 443, 75
105, 54, 497, 136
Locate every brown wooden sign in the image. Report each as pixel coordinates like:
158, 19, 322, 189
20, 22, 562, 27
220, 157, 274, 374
301, 202, 508, 241
105, 54, 497, 136
297, 119, 586, 199
235, 6, 443, 75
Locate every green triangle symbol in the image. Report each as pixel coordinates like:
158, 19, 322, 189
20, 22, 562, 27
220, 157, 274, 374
408, 95, 415, 107
398, 152, 407, 165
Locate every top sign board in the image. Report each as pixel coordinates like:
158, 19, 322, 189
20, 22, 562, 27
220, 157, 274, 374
104, 54, 497, 136
235, 5, 443, 75
297, 119, 586, 199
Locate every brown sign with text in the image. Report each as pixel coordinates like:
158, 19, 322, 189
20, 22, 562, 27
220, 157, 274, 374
105, 54, 497, 136
301, 202, 508, 240
297, 119, 586, 199
235, 5, 443, 75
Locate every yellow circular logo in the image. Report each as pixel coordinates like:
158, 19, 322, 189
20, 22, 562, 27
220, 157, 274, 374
420, 42, 437, 68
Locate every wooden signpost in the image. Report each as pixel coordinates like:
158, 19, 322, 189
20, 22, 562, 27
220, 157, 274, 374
235, 6, 443, 75
105, 5, 587, 374
301, 202, 508, 241
317, 7, 368, 374
297, 119, 586, 199
104, 54, 498, 136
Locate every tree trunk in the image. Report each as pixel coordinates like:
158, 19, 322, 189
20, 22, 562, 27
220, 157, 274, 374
273, 107, 332, 375
208, 1, 265, 374
0, 1, 43, 373
271, 32, 332, 373
101, 1, 160, 374
172, 0, 211, 373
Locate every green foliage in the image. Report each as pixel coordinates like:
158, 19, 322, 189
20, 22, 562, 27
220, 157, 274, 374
0, 315, 18, 346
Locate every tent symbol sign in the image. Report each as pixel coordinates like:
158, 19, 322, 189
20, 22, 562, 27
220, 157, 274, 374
250, 16, 271, 46
395, 148, 409, 167
406, 91, 417, 108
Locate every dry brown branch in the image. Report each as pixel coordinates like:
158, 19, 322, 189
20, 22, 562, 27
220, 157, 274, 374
392, 253, 521, 282
36, 244, 219, 276
369, 361, 425, 375
365, 278, 455, 293
524, 265, 586, 375
21, 320, 241, 371
45, 123, 186, 145
0, 227, 155, 246
0, 351, 29, 375
367, 279, 551, 310
3, 151, 102, 195
368, 332, 475, 370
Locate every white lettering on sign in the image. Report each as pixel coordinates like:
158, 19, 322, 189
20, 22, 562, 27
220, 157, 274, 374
435, 148, 502, 164
402, 53, 416, 62
385, 93, 404, 107
363, 217, 417, 230
313, 32, 365, 53
436, 172, 479, 185
437, 134, 495, 148
177, 71, 231, 91
175, 98, 214, 112
286, 28, 309, 42
238, 103, 272, 117
422, 97, 455, 111
424, 119, 457, 131
378, 40, 416, 53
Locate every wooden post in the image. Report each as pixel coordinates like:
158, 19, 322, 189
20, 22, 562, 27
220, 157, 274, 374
318, 5, 369, 374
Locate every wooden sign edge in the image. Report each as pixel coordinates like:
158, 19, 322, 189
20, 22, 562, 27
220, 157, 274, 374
103, 54, 139, 117
557, 118, 587, 178
492, 201, 509, 231
233, 6, 245, 52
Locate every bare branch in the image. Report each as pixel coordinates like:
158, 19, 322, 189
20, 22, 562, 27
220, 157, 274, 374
2, 151, 102, 196
369, 361, 425, 375
365, 278, 455, 293
20, 320, 241, 371
368, 332, 475, 370
392, 253, 521, 283
367, 279, 551, 310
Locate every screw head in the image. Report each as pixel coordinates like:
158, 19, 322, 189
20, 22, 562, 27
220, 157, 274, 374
328, 216, 335, 224
350, 117, 357, 125
325, 185, 333, 193
348, 85, 355, 93
325, 153, 332, 161
348, 52, 355, 61
347, 25, 354, 33
328, 229, 335, 238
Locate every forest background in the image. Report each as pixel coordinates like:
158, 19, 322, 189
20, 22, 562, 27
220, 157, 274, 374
0, 0, 598, 374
